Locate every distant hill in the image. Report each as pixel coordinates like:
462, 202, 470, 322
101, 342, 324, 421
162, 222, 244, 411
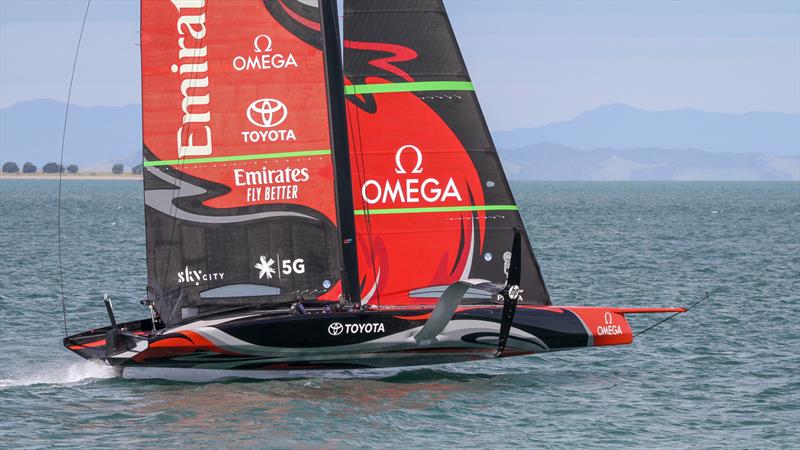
0, 99, 141, 171
499, 143, 799, 181
1, 100, 798, 180
493, 104, 800, 156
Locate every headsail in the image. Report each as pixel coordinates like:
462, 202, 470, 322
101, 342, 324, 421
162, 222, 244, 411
344, 0, 551, 306
141, 0, 342, 323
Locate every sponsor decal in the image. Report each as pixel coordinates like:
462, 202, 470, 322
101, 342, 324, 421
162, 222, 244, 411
232, 34, 298, 72
246, 98, 288, 128
327, 322, 385, 336
597, 312, 623, 336
255, 255, 305, 280
361, 145, 462, 205
177, 266, 224, 286
171, 0, 213, 158
328, 322, 343, 336
242, 98, 296, 143
235, 166, 310, 202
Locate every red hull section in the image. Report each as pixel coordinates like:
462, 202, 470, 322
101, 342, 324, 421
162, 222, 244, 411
565, 306, 685, 346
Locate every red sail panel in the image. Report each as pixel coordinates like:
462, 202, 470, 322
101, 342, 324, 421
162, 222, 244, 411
344, 0, 551, 307
141, 0, 342, 322
142, 0, 334, 217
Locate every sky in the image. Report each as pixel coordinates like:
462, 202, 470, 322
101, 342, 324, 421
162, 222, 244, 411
0, 0, 798, 129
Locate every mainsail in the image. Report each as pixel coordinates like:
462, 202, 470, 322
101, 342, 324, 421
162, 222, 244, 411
343, 0, 551, 306
141, 0, 343, 322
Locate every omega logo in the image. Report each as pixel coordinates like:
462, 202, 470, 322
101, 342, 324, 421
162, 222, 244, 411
395, 144, 423, 174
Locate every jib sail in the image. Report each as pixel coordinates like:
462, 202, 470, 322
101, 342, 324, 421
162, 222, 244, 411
343, 0, 551, 306
141, 0, 342, 323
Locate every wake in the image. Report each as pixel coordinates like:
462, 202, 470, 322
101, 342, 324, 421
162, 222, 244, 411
0, 360, 117, 388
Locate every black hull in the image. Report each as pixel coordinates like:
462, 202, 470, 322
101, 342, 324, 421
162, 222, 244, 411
65, 304, 684, 380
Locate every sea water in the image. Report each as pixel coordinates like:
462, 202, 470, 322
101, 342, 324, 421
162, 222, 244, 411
1, 180, 798, 448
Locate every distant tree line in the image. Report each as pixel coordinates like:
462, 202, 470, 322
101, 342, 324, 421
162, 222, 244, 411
42, 162, 65, 173
3, 161, 41, 173
2, 161, 72, 173
3, 161, 143, 175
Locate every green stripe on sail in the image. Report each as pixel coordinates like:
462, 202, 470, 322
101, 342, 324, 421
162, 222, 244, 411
143, 149, 332, 167
354, 205, 518, 216
345, 81, 474, 95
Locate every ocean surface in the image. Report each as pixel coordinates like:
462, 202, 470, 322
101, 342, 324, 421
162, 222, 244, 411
0, 180, 798, 448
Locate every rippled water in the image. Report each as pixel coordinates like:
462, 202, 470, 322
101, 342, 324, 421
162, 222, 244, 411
1, 180, 798, 448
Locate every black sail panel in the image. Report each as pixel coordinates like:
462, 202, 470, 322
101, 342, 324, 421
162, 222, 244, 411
344, 0, 551, 306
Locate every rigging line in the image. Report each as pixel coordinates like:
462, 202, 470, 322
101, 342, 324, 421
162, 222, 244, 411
634, 292, 710, 338
57, 0, 92, 338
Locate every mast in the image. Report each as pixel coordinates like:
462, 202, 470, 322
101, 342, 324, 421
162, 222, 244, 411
320, 0, 360, 306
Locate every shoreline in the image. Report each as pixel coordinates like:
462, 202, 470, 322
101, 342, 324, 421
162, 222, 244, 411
0, 173, 142, 181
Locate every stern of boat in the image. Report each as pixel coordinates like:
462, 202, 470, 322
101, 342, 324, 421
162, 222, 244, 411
63, 318, 156, 365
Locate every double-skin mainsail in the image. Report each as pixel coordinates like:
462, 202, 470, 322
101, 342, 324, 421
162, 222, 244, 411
140, 0, 549, 325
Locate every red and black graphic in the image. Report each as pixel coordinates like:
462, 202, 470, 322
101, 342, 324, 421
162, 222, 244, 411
343, 0, 551, 307
141, 0, 341, 322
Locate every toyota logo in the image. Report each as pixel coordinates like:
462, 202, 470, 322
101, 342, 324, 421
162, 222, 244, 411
246, 98, 288, 128
328, 322, 344, 336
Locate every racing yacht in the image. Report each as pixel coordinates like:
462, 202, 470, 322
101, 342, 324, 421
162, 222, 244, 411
64, 0, 683, 381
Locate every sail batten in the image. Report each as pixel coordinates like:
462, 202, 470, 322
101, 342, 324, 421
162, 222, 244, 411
143, 149, 332, 167
345, 81, 475, 95
354, 205, 519, 216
